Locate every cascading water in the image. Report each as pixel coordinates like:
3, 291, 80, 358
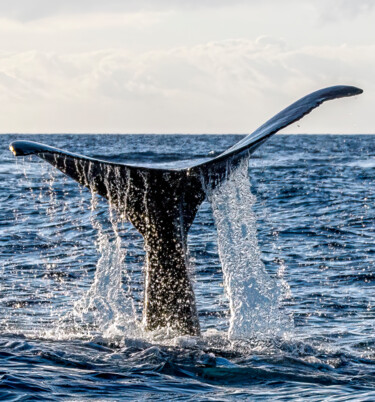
4, 159, 139, 340
53, 163, 139, 340
210, 159, 291, 340
11, 153, 290, 342
64, 195, 138, 339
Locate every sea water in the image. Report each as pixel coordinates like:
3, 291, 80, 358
1, 134, 375, 400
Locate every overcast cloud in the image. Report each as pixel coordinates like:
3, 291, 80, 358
0, 0, 373, 22
0, 0, 372, 133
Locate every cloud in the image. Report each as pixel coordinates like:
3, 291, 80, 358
0, 0, 257, 21
313, 0, 375, 22
2, 0, 373, 22
0, 38, 370, 133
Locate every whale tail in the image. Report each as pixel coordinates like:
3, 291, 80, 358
10, 85, 362, 335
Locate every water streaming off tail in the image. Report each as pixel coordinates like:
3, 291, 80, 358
5, 158, 139, 340
210, 159, 291, 339
53, 162, 139, 339
9, 152, 291, 342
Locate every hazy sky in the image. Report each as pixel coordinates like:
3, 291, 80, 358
0, 0, 373, 133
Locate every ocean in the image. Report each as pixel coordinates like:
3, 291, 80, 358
1, 134, 375, 400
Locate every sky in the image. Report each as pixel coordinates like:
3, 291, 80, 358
0, 0, 373, 134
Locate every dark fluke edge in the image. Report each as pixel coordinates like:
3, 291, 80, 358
9, 85, 363, 336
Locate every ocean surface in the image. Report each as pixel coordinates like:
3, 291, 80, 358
1, 134, 375, 400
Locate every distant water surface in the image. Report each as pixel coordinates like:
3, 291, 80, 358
1, 134, 375, 400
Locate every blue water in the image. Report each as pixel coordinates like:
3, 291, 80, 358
1, 134, 375, 400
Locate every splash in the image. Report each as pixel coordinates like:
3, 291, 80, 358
11, 153, 290, 343
210, 159, 291, 340
15, 160, 142, 341
55, 184, 139, 340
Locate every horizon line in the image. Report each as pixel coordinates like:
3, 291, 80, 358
1, 132, 374, 136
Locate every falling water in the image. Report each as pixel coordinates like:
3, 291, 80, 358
17, 155, 291, 341
210, 159, 291, 340
54, 163, 139, 340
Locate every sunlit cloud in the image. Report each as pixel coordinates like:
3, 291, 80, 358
0, 38, 369, 133
0, 0, 372, 133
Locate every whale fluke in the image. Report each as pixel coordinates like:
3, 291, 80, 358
9, 85, 362, 335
